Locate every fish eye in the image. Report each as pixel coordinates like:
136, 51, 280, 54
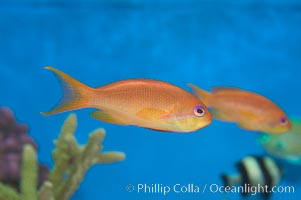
194, 106, 205, 117
280, 117, 288, 125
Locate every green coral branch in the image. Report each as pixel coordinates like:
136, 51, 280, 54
20, 145, 38, 200
0, 113, 125, 200
38, 181, 54, 200
0, 144, 39, 200
49, 114, 78, 187
0, 183, 19, 200
51, 117, 125, 200
93, 152, 125, 164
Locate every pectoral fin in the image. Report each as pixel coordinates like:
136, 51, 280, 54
91, 110, 128, 125
236, 110, 262, 131
136, 108, 169, 121
239, 110, 259, 120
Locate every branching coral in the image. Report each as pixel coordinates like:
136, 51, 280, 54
0, 107, 49, 190
0, 110, 125, 200
48, 114, 125, 200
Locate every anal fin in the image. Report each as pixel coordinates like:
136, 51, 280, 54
90, 110, 128, 125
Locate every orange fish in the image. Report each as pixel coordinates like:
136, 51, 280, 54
42, 66, 212, 132
188, 84, 291, 134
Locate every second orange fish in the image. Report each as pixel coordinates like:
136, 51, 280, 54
188, 84, 291, 134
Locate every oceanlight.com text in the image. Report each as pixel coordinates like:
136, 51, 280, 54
125, 183, 295, 196
209, 183, 294, 196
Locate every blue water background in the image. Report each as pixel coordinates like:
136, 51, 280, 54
1, 0, 301, 199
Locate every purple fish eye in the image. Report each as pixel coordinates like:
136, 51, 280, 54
280, 117, 288, 125
194, 106, 205, 117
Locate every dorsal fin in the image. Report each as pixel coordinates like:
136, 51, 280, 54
211, 87, 245, 93
187, 83, 211, 101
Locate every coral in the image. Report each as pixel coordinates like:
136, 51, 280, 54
0, 107, 49, 190
48, 114, 125, 200
0, 110, 125, 200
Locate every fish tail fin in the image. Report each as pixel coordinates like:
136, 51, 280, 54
41, 66, 95, 116
187, 83, 212, 104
